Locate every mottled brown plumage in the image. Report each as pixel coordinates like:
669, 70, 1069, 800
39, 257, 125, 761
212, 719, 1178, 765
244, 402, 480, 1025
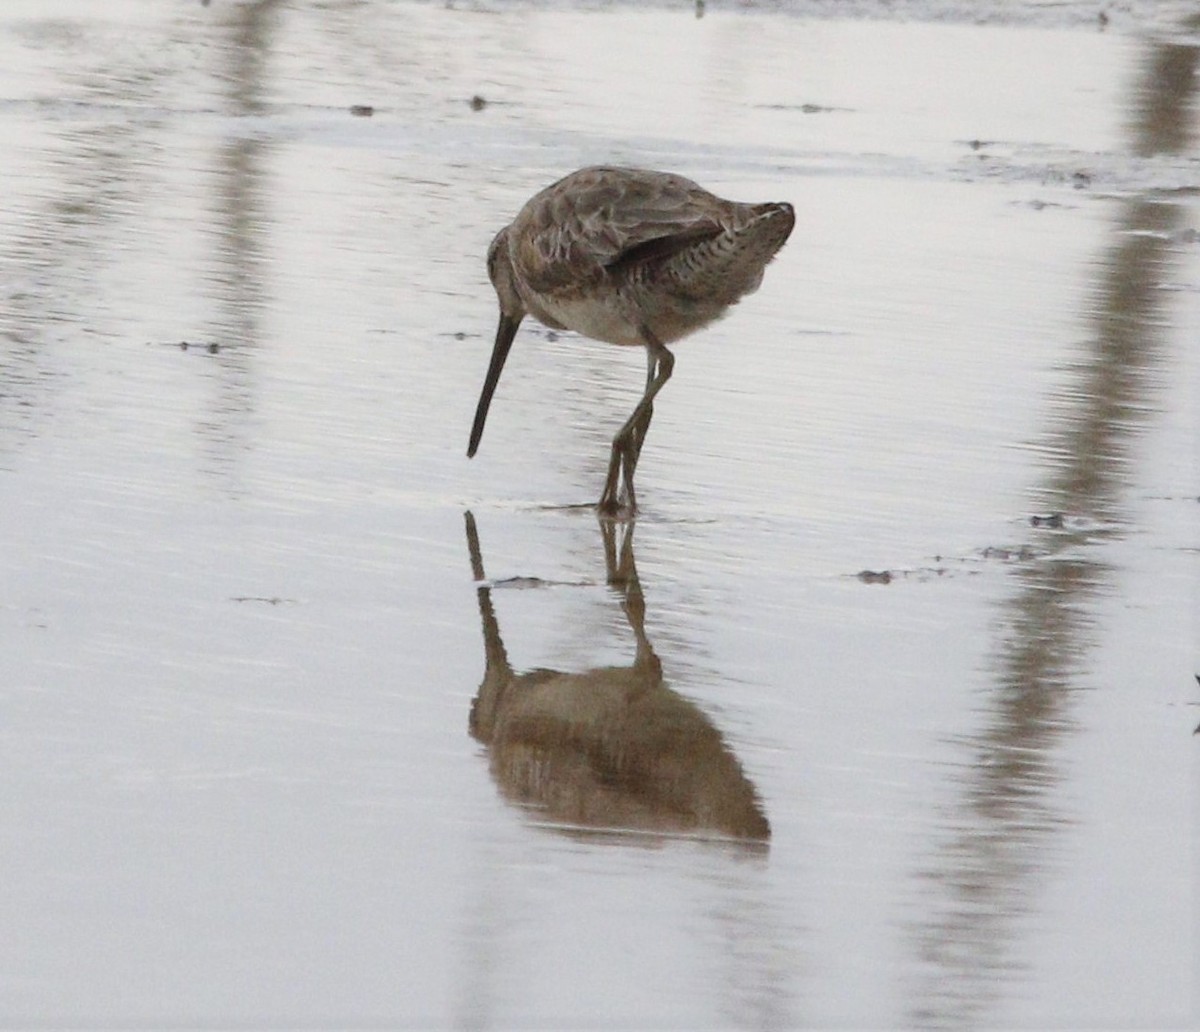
468, 166, 794, 515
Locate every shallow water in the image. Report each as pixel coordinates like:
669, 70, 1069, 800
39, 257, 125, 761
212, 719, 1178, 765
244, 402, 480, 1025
1, 1, 1197, 1027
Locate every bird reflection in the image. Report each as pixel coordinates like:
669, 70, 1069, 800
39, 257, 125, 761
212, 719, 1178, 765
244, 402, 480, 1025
463, 512, 769, 843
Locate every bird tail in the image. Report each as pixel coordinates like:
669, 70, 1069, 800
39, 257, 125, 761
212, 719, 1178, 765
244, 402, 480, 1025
668, 202, 794, 302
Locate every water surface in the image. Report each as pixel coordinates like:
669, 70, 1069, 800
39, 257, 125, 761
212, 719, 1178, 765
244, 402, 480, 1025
1, 1, 1197, 1027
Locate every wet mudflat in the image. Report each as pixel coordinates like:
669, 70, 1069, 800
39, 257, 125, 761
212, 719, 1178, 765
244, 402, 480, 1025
1, 1, 1197, 1027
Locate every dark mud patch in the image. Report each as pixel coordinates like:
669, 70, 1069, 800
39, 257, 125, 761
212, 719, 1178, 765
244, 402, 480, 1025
853, 542, 1044, 585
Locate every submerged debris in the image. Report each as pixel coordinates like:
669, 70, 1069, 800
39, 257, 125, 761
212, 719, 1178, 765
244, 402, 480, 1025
979, 544, 1037, 561
854, 541, 1049, 585
857, 570, 893, 585
757, 102, 850, 114
488, 575, 592, 590
167, 339, 220, 353
1029, 511, 1065, 529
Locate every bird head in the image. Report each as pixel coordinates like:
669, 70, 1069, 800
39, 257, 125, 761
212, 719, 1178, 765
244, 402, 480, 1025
486, 226, 524, 319
469, 226, 526, 458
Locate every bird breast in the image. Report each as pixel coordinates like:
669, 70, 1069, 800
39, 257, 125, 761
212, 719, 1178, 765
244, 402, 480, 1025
524, 291, 647, 346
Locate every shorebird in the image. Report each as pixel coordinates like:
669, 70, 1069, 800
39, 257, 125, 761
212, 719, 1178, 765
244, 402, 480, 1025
467, 166, 794, 515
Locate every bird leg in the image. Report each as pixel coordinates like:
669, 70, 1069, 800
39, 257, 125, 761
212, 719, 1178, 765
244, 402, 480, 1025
598, 329, 674, 516
621, 361, 658, 487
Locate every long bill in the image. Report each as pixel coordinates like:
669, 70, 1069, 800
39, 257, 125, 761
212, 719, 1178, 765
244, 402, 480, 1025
467, 311, 522, 458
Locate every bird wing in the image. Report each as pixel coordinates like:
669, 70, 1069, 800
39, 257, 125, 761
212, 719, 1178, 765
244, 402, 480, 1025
511, 167, 729, 295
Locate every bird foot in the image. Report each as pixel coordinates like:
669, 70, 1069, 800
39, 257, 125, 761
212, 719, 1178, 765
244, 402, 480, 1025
597, 493, 636, 521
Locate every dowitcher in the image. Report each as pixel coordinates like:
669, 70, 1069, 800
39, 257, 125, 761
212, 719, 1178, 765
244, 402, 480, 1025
467, 166, 794, 515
